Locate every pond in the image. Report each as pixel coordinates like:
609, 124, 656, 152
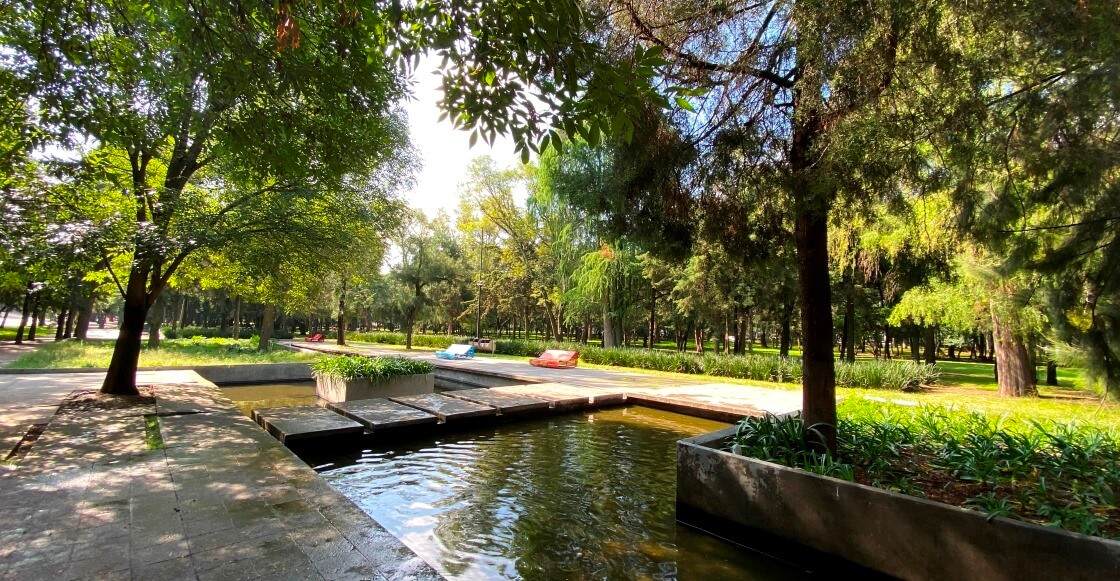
299, 406, 819, 580
221, 381, 318, 418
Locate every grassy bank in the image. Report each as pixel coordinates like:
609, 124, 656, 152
4, 338, 320, 369
0, 327, 53, 342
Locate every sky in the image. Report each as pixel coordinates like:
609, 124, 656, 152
400, 57, 523, 219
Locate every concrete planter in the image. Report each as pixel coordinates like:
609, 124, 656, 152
677, 428, 1120, 580
315, 372, 434, 403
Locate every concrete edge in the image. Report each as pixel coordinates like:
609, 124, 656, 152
676, 438, 1120, 580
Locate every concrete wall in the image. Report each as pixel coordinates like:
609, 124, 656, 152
315, 373, 435, 403
676, 437, 1120, 580
0, 362, 313, 385
434, 367, 526, 390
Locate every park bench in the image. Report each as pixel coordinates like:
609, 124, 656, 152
305, 333, 325, 342
435, 344, 475, 360
529, 349, 579, 369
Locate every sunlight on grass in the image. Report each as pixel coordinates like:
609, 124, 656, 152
4, 338, 320, 369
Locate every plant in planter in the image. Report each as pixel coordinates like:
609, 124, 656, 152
311, 355, 435, 402
678, 399, 1120, 578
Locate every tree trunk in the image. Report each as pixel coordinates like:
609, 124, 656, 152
147, 294, 164, 349
694, 327, 705, 354
230, 295, 242, 339
1045, 361, 1058, 386
172, 293, 186, 330
337, 281, 347, 346
404, 307, 417, 349
62, 306, 75, 339
258, 304, 276, 351
55, 309, 68, 341
601, 287, 615, 348
883, 325, 892, 359
780, 298, 793, 357
102, 267, 153, 396
923, 324, 937, 365
910, 326, 921, 363
74, 294, 95, 340
991, 308, 1036, 397
27, 299, 40, 341
792, 106, 837, 453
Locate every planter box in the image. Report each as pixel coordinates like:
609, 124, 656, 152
315, 373, 434, 403
677, 428, 1120, 580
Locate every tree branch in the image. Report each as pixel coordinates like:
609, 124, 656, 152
101, 254, 127, 299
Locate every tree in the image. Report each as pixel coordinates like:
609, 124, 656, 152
4, 0, 413, 394
392, 214, 461, 349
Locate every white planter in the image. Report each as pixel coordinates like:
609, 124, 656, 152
315, 373, 435, 403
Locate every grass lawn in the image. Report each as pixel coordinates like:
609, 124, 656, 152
466, 352, 1119, 431
0, 327, 52, 342
4, 338, 320, 369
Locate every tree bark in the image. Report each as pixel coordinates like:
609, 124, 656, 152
27, 299, 40, 341
790, 100, 837, 452
258, 304, 276, 351
62, 306, 75, 339
102, 267, 152, 396
74, 294, 95, 340
1045, 361, 1058, 386
601, 287, 615, 348
230, 295, 242, 339
992, 308, 1036, 397
147, 294, 165, 349
55, 309, 68, 341
922, 324, 937, 365
779, 297, 793, 357
336, 281, 347, 346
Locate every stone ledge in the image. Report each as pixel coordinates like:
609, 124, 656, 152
677, 437, 1120, 580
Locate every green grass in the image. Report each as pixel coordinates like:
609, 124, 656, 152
0, 326, 52, 341
729, 399, 1120, 539
3, 338, 320, 369
935, 360, 1088, 392
143, 414, 165, 450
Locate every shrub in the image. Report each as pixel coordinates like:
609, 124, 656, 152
337, 332, 937, 390
727, 401, 1120, 539
311, 355, 433, 381
162, 326, 294, 340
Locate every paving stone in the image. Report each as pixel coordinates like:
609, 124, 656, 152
442, 387, 551, 415
290, 525, 357, 563
129, 538, 190, 567
327, 399, 438, 431
130, 556, 197, 580
490, 383, 627, 407
310, 548, 377, 581
388, 393, 496, 422
251, 406, 363, 444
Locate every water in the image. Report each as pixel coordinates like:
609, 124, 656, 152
301, 407, 814, 580
221, 381, 318, 417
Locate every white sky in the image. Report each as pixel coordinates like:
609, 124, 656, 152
400, 56, 523, 219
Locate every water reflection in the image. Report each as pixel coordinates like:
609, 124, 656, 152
307, 407, 811, 580
220, 381, 319, 417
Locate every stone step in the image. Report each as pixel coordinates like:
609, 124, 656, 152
251, 406, 363, 444
389, 393, 497, 422
328, 399, 438, 431
486, 383, 626, 408
442, 388, 551, 415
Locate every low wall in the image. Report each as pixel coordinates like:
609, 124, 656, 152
676, 435, 1120, 580
434, 367, 527, 390
0, 362, 313, 384
315, 373, 435, 402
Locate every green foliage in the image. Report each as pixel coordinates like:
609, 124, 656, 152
347, 332, 936, 390
729, 399, 1120, 539
4, 339, 317, 369
162, 327, 293, 340
143, 415, 164, 451
311, 355, 433, 381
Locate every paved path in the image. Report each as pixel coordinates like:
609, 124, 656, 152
284, 341, 802, 417
0, 371, 438, 580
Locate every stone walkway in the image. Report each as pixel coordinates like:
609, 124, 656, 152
0, 371, 438, 580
